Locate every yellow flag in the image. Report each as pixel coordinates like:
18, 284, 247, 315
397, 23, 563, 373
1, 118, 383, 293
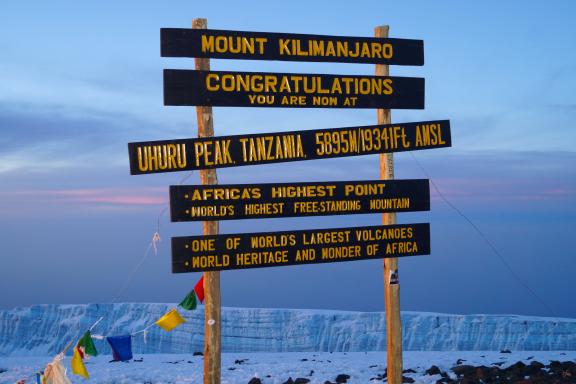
155, 308, 186, 332
71, 347, 89, 378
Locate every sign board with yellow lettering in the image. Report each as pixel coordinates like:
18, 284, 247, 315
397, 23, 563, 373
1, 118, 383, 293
172, 223, 430, 273
164, 69, 424, 109
161, 28, 424, 66
128, 120, 450, 175
169, 179, 429, 221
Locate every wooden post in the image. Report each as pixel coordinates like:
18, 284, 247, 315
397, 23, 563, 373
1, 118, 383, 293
375, 25, 403, 384
192, 18, 221, 384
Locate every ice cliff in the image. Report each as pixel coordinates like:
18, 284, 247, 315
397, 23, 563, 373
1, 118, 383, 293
0, 304, 574, 356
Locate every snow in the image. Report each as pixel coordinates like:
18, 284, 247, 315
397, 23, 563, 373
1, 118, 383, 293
1, 351, 575, 384
1, 304, 575, 356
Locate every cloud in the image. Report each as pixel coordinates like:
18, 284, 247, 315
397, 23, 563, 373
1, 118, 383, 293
0, 104, 166, 173
0, 187, 166, 211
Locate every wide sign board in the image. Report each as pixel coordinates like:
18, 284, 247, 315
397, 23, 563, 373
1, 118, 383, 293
164, 69, 424, 109
172, 223, 430, 273
161, 28, 424, 66
170, 179, 430, 221
128, 120, 450, 175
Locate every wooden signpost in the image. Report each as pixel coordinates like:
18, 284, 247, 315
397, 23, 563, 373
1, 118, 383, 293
127, 19, 451, 384
169, 179, 430, 221
191, 19, 220, 384
172, 223, 430, 273
376, 25, 403, 384
127, 120, 451, 175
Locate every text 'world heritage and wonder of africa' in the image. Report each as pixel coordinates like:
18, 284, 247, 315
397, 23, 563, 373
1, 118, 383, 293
172, 223, 430, 272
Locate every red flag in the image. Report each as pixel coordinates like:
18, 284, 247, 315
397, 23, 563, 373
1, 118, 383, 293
194, 275, 205, 303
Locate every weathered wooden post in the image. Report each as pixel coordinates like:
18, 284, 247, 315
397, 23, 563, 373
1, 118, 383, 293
192, 17, 221, 384
376, 24, 403, 384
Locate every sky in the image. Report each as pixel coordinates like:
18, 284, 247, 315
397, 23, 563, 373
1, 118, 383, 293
0, 0, 575, 318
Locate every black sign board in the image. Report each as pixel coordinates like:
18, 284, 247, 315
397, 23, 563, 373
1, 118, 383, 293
170, 179, 429, 221
128, 120, 450, 175
161, 28, 424, 66
164, 69, 424, 109
172, 223, 430, 273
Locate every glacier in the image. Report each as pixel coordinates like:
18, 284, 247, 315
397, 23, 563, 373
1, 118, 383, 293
0, 304, 574, 356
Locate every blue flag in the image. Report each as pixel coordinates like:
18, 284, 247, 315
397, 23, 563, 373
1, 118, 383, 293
106, 335, 133, 361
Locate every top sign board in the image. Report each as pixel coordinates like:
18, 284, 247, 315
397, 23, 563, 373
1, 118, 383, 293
161, 28, 424, 66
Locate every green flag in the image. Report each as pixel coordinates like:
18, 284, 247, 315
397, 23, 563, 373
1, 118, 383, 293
78, 330, 98, 357
179, 290, 197, 310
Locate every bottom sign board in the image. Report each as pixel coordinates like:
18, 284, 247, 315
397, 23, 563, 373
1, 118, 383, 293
172, 223, 430, 273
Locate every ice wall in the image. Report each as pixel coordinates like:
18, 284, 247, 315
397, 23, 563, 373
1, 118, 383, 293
0, 304, 574, 356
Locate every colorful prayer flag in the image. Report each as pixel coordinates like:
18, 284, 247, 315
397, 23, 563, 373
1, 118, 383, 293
71, 347, 89, 378
155, 308, 186, 332
194, 275, 205, 303
178, 289, 197, 310
44, 354, 71, 384
77, 331, 98, 358
106, 335, 133, 362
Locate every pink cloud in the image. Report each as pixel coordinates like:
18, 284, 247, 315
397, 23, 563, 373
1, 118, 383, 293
2, 187, 167, 206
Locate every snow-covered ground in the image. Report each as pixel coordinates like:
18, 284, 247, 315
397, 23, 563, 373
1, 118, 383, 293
1, 350, 575, 384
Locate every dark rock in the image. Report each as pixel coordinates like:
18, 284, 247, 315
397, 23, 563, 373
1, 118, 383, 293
228, 367, 236, 370
300, 358, 308, 361
504, 361, 527, 380
456, 358, 466, 365
434, 378, 455, 384
451, 365, 476, 377
403, 368, 416, 373
248, 378, 262, 384
187, 361, 192, 364
324, 382, 336, 384
425, 365, 441, 375
266, 375, 271, 378
0, 368, 6, 374
492, 361, 505, 366
193, 351, 203, 356
549, 360, 576, 379
443, 359, 576, 383
235, 359, 248, 365
282, 378, 294, 384
523, 360, 545, 376
308, 370, 314, 376
294, 379, 310, 384
472, 365, 495, 381
335, 373, 350, 383
500, 349, 512, 353
134, 358, 143, 362
369, 365, 378, 368
402, 376, 415, 383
